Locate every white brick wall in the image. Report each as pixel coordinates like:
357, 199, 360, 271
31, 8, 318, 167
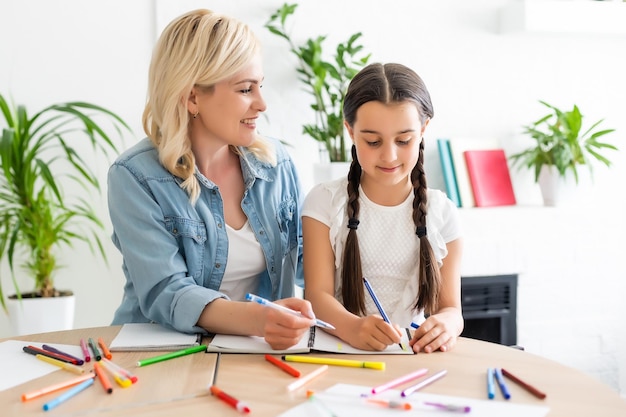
458, 205, 626, 396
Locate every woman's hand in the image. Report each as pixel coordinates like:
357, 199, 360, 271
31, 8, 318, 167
260, 298, 316, 350
342, 315, 403, 351
409, 309, 463, 353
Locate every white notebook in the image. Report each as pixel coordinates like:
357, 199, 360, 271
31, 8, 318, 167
109, 323, 201, 351
207, 327, 414, 355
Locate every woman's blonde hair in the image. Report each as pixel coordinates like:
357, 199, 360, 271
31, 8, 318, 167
143, 9, 275, 203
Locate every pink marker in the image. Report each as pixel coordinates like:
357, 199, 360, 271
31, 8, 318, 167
371, 368, 428, 395
79, 338, 91, 362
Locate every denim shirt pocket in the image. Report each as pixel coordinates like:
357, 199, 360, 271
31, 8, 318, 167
164, 216, 207, 280
276, 197, 297, 256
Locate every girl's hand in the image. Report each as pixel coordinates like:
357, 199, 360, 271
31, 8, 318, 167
409, 310, 461, 353
261, 298, 316, 350
343, 315, 402, 351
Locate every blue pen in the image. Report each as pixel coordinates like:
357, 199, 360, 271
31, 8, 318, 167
494, 368, 512, 400
363, 277, 404, 350
487, 367, 495, 399
245, 293, 335, 330
43, 377, 94, 411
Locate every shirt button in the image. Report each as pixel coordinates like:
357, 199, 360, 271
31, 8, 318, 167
212, 190, 217, 195
259, 230, 264, 235
215, 263, 221, 268
172, 228, 178, 234
217, 223, 222, 228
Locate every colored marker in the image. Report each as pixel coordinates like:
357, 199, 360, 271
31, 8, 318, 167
210, 385, 250, 414
99, 359, 132, 388
494, 368, 511, 399
97, 338, 113, 360
265, 354, 301, 377
487, 367, 495, 399
401, 369, 448, 397
93, 361, 113, 394
42, 345, 84, 365
79, 339, 91, 362
23, 346, 80, 365
371, 368, 428, 394
88, 338, 102, 361
502, 368, 547, 399
424, 401, 471, 413
282, 355, 385, 370
22, 374, 95, 402
366, 398, 412, 410
102, 358, 138, 384
42, 377, 94, 411
363, 277, 403, 350
35, 354, 85, 375
245, 293, 335, 330
136, 344, 207, 367
286, 365, 329, 391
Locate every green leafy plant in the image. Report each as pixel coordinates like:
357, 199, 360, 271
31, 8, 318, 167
509, 100, 617, 183
266, 3, 371, 162
0, 93, 131, 310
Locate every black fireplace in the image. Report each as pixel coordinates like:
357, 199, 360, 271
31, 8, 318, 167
460, 274, 517, 346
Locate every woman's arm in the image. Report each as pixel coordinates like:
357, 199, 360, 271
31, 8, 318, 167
410, 238, 464, 353
303, 216, 401, 351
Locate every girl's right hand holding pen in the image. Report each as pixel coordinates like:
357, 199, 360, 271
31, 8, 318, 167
342, 315, 403, 351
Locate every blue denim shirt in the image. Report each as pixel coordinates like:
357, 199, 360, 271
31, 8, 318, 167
108, 137, 303, 334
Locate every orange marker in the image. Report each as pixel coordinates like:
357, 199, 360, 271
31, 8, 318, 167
264, 354, 301, 377
93, 362, 113, 394
21, 374, 95, 402
97, 337, 113, 360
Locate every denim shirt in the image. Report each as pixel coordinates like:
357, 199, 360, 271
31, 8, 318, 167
108, 137, 303, 334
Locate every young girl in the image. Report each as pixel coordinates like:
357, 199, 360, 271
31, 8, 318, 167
302, 63, 463, 353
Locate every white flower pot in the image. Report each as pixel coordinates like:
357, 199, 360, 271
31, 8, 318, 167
538, 165, 591, 207
7, 292, 75, 336
313, 162, 352, 184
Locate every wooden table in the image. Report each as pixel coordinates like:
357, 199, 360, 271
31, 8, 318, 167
1, 326, 625, 416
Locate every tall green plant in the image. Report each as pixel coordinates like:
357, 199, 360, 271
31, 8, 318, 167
266, 3, 371, 162
0, 93, 131, 310
509, 100, 617, 183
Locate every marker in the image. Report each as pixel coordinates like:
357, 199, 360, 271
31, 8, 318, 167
363, 277, 403, 350
494, 368, 511, 399
501, 368, 547, 399
97, 338, 113, 360
401, 369, 448, 397
42, 377, 94, 411
23, 345, 80, 365
245, 293, 335, 330
366, 398, 412, 410
265, 354, 301, 377
136, 344, 207, 367
35, 354, 85, 375
79, 339, 91, 362
371, 368, 428, 394
88, 338, 102, 361
286, 365, 329, 391
102, 358, 138, 384
99, 359, 132, 388
487, 367, 495, 399
210, 385, 250, 414
22, 374, 95, 402
93, 361, 113, 394
424, 401, 471, 413
42, 345, 84, 365
282, 355, 385, 370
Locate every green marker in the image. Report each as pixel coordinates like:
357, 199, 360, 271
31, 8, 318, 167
88, 337, 102, 361
137, 345, 207, 367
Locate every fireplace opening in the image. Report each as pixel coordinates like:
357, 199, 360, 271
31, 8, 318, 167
460, 274, 517, 346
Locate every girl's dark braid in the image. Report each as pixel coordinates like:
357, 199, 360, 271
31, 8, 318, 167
411, 137, 441, 314
341, 145, 366, 315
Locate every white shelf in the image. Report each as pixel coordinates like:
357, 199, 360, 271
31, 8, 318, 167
500, 0, 626, 36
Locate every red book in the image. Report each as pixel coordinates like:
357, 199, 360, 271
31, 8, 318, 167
463, 149, 516, 207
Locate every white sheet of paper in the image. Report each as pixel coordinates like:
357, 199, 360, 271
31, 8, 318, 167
0, 340, 85, 391
277, 383, 550, 417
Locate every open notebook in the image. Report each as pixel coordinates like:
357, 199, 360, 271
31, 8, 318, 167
207, 327, 415, 355
109, 323, 201, 351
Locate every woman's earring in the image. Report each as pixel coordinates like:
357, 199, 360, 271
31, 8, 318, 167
193, 111, 199, 119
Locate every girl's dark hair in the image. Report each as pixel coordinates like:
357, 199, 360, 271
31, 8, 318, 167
341, 63, 441, 316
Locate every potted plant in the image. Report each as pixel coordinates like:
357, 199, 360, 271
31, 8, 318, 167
509, 100, 617, 206
0, 93, 130, 334
266, 3, 371, 181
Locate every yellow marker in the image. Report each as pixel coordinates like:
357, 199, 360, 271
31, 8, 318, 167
99, 359, 132, 388
282, 355, 385, 370
35, 354, 85, 375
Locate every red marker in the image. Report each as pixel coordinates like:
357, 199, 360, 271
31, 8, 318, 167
210, 386, 250, 414
264, 354, 301, 377
23, 345, 80, 365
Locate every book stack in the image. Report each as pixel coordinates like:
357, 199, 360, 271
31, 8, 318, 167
436, 138, 516, 208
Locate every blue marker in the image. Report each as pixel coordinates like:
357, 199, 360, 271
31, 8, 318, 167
487, 367, 495, 399
494, 367, 512, 400
363, 277, 391, 323
43, 378, 94, 411
245, 293, 335, 330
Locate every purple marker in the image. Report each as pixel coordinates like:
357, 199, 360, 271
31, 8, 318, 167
42, 344, 85, 365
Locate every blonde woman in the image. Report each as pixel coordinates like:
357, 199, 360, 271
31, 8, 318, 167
109, 9, 312, 350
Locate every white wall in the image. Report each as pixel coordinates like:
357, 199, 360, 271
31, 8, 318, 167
1, 0, 625, 397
